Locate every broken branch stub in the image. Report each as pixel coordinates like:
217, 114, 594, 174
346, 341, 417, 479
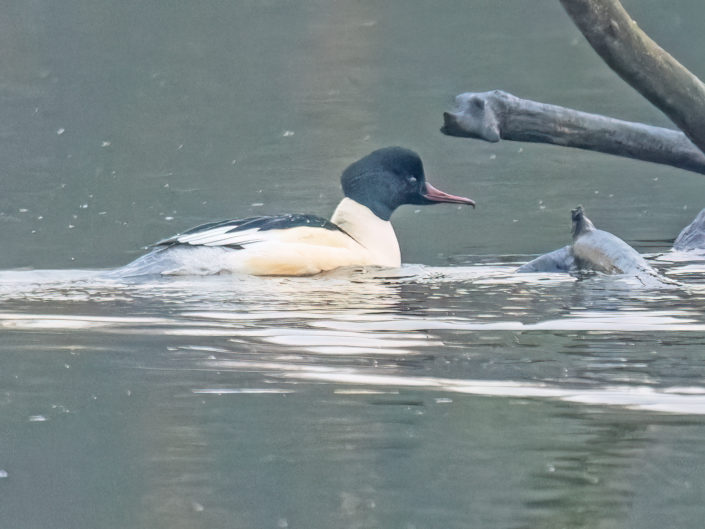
442, 90, 705, 175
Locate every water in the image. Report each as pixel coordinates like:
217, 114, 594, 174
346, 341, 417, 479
3, 1, 705, 528
2, 257, 705, 528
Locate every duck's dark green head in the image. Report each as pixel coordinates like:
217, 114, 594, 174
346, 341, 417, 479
341, 147, 475, 221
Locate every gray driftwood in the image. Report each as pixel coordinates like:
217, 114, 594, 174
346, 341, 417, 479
442, 90, 705, 175
520, 205, 705, 274
673, 208, 705, 251
560, 0, 705, 154
516, 245, 573, 273
517, 206, 678, 287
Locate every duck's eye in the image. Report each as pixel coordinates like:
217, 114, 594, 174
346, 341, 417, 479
408, 176, 417, 184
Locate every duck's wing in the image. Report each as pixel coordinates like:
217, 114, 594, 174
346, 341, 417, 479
153, 214, 347, 250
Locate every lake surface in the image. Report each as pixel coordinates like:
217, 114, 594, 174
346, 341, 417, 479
2, 1, 705, 528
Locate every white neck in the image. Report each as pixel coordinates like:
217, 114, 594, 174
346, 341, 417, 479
330, 198, 401, 267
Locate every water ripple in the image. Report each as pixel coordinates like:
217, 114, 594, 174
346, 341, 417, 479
2, 258, 705, 416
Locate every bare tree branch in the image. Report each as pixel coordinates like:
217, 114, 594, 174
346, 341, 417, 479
443, 90, 705, 175
559, 0, 705, 153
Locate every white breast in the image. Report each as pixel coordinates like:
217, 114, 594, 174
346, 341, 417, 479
330, 198, 401, 267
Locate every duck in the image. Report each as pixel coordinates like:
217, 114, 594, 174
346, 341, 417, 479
118, 146, 475, 276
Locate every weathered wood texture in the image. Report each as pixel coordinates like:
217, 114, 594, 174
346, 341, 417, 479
559, 0, 705, 154
442, 90, 705, 175
673, 208, 705, 251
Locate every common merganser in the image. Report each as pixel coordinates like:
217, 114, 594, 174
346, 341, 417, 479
119, 147, 475, 276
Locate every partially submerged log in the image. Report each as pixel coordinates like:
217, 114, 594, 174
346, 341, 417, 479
516, 206, 681, 288
516, 245, 573, 273
442, 90, 705, 175
442, 0, 705, 269
673, 207, 705, 251
519, 206, 705, 275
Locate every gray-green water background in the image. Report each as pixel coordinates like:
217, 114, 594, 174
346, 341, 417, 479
2, 1, 705, 528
